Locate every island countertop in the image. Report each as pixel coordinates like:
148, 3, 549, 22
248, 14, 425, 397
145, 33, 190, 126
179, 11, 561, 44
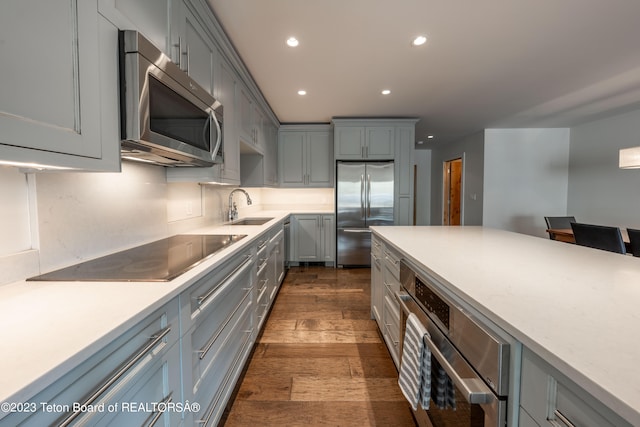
370, 225, 640, 425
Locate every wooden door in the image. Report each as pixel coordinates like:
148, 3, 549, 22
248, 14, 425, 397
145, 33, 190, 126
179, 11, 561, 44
443, 158, 463, 225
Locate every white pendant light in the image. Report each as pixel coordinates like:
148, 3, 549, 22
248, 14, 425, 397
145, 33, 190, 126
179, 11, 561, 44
619, 147, 640, 169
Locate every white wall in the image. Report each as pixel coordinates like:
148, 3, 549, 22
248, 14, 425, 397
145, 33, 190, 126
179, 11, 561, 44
483, 129, 570, 237
414, 149, 431, 225
430, 131, 485, 225
0, 167, 32, 255
567, 107, 640, 229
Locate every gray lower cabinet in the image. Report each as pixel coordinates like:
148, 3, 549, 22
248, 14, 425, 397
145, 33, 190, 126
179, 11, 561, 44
290, 214, 335, 265
0, 298, 182, 427
0, 225, 288, 427
520, 347, 632, 427
381, 244, 401, 368
370, 234, 402, 369
180, 247, 254, 427
370, 235, 384, 324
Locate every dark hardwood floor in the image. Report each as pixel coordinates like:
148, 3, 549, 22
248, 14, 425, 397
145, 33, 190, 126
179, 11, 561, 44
221, 265, 416, 426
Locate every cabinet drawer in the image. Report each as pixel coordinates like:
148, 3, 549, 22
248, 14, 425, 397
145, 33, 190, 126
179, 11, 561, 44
520, 348, 632, 427
257, 258, 269, 294
256, 286, 269, 330
88, 344, 182, 427
184, 248, 253, 319
371, 236, 383, 259
186, 261, 253, 396
0, 299, 180, 427
383, 247, 401, 280
383, 294, 400, 367
190, 297, 254, 427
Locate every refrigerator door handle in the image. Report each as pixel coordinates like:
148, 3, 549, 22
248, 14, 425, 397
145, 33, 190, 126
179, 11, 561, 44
367, 174, 372, 217
360, 174, 365, 219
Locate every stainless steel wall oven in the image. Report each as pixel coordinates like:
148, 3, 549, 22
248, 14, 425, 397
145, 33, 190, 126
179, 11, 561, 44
398, 260, 510, 427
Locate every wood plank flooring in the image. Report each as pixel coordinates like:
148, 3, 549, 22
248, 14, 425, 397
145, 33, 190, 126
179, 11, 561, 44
221, 266, 416, 426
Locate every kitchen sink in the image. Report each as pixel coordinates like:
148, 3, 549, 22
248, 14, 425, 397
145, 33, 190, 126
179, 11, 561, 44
229, 217, 274, 226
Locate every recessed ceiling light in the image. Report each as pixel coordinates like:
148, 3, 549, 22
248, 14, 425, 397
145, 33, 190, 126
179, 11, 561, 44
412, 35, 427, 46
427, 135, 434, 139
297, 90, 307, 95
381, 89, 391, 95
287, 37, 299, 47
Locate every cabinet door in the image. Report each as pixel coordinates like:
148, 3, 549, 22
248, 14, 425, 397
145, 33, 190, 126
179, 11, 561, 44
218, 57, 241, 183
263, 122, 278, 186
183, 5, 215, 95
293, 215, 321, 261
98, 0, 170, 58
321, 215, 335, 262
334, 127, 364, 160
366, 127, 394, 159
279, 132, 306, 186
0, 0, 103, 165
238, 83, 255, 145
307, 131, 333, 187
370, 237, 383, 325
253, 105, 266, 152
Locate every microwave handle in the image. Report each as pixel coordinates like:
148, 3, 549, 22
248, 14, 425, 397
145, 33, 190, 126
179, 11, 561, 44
210, 110, 222, 161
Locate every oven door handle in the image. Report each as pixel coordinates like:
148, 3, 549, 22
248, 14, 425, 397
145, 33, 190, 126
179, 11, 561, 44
395, 290, 496, 405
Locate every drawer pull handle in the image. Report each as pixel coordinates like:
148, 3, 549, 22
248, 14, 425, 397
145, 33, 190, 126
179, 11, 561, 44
143, 392, 173, 427
57, 326, 172, 427
552, 409, 576, 427
197, 254, 252, 306
197, 291, 251, 360
258, 240, 268, 250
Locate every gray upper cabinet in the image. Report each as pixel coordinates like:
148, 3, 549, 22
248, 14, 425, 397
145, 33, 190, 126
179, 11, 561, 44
279, 125, 333, 188
333, 122, 394, 160
181, 3, 216, 95
238, 82, 267, 153
0, 0, 119, 171
99, 0, 171, 58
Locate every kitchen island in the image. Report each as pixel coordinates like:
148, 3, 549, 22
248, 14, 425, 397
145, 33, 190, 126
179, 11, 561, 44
371, 225, 640, 426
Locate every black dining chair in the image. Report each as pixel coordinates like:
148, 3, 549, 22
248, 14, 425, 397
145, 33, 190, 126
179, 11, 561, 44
544, 216, 576, 240
570, 222, 626, 254
627, 228, 640, 257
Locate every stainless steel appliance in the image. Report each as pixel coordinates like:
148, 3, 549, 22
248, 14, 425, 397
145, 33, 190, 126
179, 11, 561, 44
336, 161, 394, 266
398, 260, 510, 427
27, 235, 246, 282
119, 30, 223, 167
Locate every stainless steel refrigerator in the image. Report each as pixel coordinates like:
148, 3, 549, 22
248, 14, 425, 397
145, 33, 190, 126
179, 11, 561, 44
336, 161, 394, 266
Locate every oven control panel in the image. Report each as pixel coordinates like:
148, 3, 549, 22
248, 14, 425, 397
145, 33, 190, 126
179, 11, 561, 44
415, 276, 450, 331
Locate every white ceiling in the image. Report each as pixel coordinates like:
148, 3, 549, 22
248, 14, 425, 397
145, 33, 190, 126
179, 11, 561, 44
207, 0, 640, 147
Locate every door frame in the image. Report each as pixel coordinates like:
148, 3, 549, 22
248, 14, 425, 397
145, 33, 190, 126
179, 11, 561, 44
442, 155, 464, 225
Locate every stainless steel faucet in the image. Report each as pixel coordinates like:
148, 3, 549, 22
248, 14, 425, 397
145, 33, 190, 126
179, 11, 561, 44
228, 188, 252, 221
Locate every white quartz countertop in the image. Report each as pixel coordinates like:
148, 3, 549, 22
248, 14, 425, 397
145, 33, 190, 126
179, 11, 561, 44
0, 210, 331, 408
371, 225, 640, 425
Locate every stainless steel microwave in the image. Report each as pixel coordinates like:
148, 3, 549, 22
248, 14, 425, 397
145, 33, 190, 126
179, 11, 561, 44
119, 30, 223, 167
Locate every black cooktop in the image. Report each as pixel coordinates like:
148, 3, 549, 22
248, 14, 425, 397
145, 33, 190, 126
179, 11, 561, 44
27, 234, 247, 282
